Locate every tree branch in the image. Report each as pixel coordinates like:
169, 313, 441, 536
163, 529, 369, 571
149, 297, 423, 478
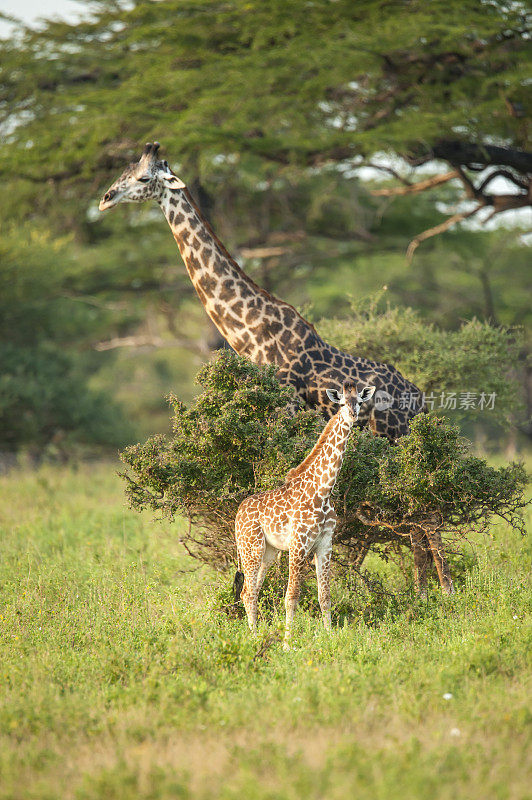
453, 165, 481, 200
370, 170, 458, 197
478, 169, 529, 193
431, 140, 532, 175
406, 205, 484, 263
361, 162, 413, 186
94, 333, 210, 355
239, 245, 289, 259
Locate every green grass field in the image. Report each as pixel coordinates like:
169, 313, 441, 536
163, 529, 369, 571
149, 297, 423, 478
0, 460, 530, 800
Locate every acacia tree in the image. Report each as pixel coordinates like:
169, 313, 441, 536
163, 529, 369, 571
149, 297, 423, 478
1, 0, 529, 244
1, 1, 530, 444
121, 352, 527, 573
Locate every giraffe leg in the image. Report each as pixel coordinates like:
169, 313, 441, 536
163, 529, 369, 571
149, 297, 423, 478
425, 528, 454, 595
314, 532, 333, 632
241, 564, 261, 632
410, 531, 431, 598
256, 542, 278, 595
284, 545, 307, 651
236, 516, 266, 632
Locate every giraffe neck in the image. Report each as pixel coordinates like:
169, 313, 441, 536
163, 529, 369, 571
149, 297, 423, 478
287, 409, 353, 498
158, 186, 316, 364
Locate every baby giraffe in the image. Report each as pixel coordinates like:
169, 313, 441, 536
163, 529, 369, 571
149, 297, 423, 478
235, 381, 375, 649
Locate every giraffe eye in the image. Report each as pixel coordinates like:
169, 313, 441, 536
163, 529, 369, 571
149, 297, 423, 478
137, 176, 150, 183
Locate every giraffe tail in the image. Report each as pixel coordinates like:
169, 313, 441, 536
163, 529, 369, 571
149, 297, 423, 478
233, 570, 244, 601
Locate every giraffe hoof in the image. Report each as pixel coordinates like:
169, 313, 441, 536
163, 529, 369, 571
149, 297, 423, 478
443, 582, 455, 596
282, 641, 291, 652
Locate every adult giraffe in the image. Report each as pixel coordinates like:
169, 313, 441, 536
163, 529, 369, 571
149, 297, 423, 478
99, 142, 454, 595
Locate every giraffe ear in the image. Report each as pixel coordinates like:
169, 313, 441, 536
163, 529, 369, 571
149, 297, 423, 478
357, 386, 376, 404
159, 170, 186, 189
326, 388, 342, 404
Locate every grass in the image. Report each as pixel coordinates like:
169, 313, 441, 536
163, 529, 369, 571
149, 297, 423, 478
0, 460, 530, 800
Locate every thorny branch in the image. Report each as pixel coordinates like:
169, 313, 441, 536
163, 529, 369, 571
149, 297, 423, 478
362, 142, 531, 259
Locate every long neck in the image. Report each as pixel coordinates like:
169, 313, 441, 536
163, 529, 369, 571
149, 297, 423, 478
288, 409, 353, 497
158, 186, 318, 364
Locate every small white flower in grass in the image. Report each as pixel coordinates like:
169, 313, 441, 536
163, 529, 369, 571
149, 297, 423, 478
450, 728, 461, 737
513, 615, 518, 620
294, 697, 302, 702
443, 692, 453, 700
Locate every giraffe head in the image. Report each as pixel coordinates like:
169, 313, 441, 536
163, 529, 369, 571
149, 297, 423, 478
99, 142, 185, 211
326, 381, 375, 421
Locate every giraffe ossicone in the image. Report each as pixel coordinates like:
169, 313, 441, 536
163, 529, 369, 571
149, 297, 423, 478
98, 142, 454, 596
235, 381, 375, 650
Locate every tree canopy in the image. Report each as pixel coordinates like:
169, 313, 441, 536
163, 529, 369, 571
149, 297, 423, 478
1, 1, 530, 237
121, 351, 527, 571
1, 1, 530, 448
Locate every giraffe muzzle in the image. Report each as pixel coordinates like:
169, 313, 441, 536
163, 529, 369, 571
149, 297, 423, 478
99, 189, 119, 211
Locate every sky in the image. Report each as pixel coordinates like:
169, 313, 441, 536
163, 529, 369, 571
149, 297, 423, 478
0, 0, 85, 36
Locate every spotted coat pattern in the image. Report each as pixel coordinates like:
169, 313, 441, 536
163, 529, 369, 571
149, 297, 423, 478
160, 186, 424, 442
99, 143, 454, 596
235, 382, 373, 648
100, 144, 423, 440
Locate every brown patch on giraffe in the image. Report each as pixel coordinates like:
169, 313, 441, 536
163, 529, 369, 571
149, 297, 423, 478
219, 280, 235, 303
197, 227, 211, 244
279, 329, 292, 348
237, 282, 253, 299
232, 333, 252, 350
212, 255, 227, 276
245, 308, 260, 325
215, 303, 235, 324
282, 307, 296, 327
264, 342, 280, 362
200, 274, 218, 295
187, 252, 201, 273
231, 300, 244, 317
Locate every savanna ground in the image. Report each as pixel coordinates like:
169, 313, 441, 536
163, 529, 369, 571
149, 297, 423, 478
0, 459, 530, 800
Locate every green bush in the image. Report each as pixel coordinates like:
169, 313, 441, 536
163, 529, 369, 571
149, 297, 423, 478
333, 414, 526, 560
318, 294, 524, 425
121, 351, 527, 572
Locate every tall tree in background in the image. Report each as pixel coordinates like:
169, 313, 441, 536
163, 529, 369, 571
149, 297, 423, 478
0, 0, 529, 445
1, 0, 529, 224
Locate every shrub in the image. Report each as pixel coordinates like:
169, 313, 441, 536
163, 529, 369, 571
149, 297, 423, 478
120, 351, 527, 572
318, 294, 524, 426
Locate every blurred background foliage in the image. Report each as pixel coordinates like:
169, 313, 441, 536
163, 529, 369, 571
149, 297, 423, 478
0, 0, 530, 453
